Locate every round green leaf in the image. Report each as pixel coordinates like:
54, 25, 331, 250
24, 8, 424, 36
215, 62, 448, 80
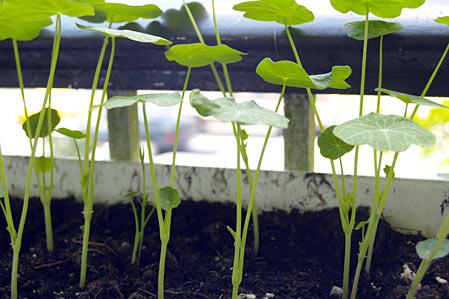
89, 3, 162, 23
256, 58, 351, 90
35, 156, 53, 174
333, 113, 435, 152
56, 128, 86, 139
190, 89, 289, 128
344, 21, 402, 40
318, 125, 354, 160
159, 186, 180, 211
416, 239, 449, 260
435, 17, 449, 26
0, 18, 52, 41
164, 43, 246, 68
22, 108, 61, 139
233, 0, 314, 26
331, 0, 425, 18
5, 0, 95, 19
376, 88, 449, 109
76, 24, 171, 45
104, 93, 182, 110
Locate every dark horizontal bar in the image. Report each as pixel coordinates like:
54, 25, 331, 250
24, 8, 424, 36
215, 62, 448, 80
1, 2, 448, 96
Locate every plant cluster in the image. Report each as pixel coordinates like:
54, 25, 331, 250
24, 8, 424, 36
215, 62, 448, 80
0, 0, 448, 298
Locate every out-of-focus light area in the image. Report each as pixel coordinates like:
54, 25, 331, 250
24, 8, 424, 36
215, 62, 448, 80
1, 88, 448, 180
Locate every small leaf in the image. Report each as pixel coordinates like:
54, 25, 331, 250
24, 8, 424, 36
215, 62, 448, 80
0, 187, 6, 198
435, 17, 449, 26
330, 0, 425, 18
104, 92, 182, 110
190, 90, 289, 128
333, 113, 435, 152
80, 172, 89, 187
76, 24, 171, 45
91, 3, 162, 23
233, 0, 314, 26
226, 226, 237, 240
164, 43, 246, 68
159, 186, 181, 211
383, 165, 395, 179
376, 88, 449, 109
416, 239, 449, 260
256, 58, 351, 90
317, 125, 354, 160
35, 156, 52, 174
56, 128, 86, 139
355, 220, 368, 231
119, 191, 140, 200
22, 108, 61, 138
343, 193, 354, 213
344, 21, 402, 40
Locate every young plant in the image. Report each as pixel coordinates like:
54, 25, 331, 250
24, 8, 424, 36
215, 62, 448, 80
190, 89, 289, 299
102, 92, 183, 298
0, 1, 94, 298
405, 16, 449, 299
75, 3, 170, 288
233, 0, 354, 297
330, 1, 449, 298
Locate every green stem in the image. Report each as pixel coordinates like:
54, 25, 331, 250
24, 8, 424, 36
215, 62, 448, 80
376, 35, 383, 114
79, 35, 116, 289
343, 232, 351, 299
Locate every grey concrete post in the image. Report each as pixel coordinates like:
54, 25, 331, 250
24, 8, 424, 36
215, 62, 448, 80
283, 93, 315, 171
107, 90, 140, 161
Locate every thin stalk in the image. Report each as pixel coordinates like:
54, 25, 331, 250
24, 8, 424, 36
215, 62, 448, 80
79, 36, 116, 289
231, 124, 243, 299
130, 198, 140, 264
10, 14, 62, 299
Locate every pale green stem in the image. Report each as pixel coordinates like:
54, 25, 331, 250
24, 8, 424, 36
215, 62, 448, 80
80, 35, 116, 289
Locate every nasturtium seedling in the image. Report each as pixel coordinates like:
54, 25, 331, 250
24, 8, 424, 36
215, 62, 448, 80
330, 0, 425, 18
159, 186, 180, 211
376, 88, 449, 109
233, 0, 314, 26
102, 93, 182, 110
416, 239, 449, 260
190, 89, 289, 128
164, 43, 246, 68
435, 16, 449, 26
22, 108, 61, 138
76, 24, 171, 45
256, 58, 351, 90
35, 157, 53, 174
318, 125, 354, 160
333, 113, 435, 152
344, 20, 402, 40
56, 128, 86, 139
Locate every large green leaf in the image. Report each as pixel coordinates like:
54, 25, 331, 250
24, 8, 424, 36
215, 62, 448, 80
3, 0, 94, 20
76, 24, 171, 45
416, 239, 449, 260
190, 89, 289, 128
376, 88, 449, 109
344, 21, 402, 40
256, 58, 351, 90
435, 17, 449, 26
159, 186, 181, 211
164, 43, 246, 68
56, 128, 86, 139
22, 108, 61, 139
0, 18, 52, 41
330, 0, 425, 18
89, 3, 162, 23
333, 113, 435, 152
318, 125, 354, 160
103, 93, 182, 110
233, 0, 314, 26
35, 156, 53, 174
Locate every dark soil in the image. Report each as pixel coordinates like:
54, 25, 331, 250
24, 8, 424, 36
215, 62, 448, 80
0, 197, 448, 299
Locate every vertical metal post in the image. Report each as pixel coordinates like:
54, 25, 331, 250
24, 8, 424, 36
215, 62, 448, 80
107, 90, 140, 161
283, 93, 315, 171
